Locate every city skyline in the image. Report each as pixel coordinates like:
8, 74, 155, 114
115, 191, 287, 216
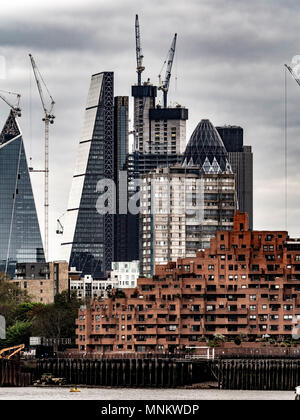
0, 0, 299, 261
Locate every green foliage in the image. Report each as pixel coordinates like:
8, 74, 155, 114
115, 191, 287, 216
0, 320, 32, 347
0, 283, 80, 346
31, 291, 80, 342
0, 277, 32, 328
213, 333, 225, 342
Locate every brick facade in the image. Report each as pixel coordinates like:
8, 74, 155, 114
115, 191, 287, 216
76, 212, 300, 352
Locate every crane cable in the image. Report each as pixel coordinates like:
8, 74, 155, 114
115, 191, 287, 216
284, 65, 288, 231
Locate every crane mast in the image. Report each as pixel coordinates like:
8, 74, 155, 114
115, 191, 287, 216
29, 53, 55, 263
135, 14, 145, 86
158, 33, 177, 108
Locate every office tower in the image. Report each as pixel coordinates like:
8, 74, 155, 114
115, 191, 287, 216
114, 96, 129, 262
129, 83, 189, 261
182, 119, 232, 173
0, 111, 45, 277
216, 125, 253, 229
140, 166, 236, 276
61, 72, 114, 279
148, 105, 188, 154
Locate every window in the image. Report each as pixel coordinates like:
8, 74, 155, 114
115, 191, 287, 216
250, 295, 256, 301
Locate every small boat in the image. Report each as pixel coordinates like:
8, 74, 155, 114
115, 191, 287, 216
70, 387, 80, 392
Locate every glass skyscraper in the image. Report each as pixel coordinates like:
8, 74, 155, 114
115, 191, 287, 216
61, 72, 114, 279
216, 125, 253, 229
0, 111, 45, 277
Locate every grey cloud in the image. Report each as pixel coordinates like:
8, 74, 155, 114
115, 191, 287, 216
0, 0, 300, 258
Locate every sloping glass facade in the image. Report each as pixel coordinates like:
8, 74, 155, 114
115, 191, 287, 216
61, 72, 114, 279
182, 119, 232, 173
0, 111, 45, 277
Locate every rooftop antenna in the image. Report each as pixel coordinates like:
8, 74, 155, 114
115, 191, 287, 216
29, 53, 55, 262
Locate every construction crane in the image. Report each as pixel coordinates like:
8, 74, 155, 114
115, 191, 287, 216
29, 53, 55, 263
284, 63, 300, 86
0, 344, 25, 359
283, 63, 300, 231
158, 33, 177, 108
0, 90, 21, 118
56, 212, 66, 235
135, 14, 145, 86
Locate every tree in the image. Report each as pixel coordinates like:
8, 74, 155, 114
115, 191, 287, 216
31, 291, 80, 343
0, 277, 32, 328
0, 320, 32, 347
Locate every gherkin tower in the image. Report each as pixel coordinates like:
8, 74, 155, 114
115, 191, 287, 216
182, 119, 232, 173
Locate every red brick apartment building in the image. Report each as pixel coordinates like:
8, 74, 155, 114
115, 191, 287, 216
76, 212, 300, 352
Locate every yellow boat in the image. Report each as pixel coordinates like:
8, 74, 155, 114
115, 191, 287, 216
70, 387, 80, 392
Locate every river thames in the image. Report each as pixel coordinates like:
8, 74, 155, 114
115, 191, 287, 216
0, 387, 296, 400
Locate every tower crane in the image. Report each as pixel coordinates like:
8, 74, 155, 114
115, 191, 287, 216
158, 33, 177, 108
282, 63, 300, 231
0, 90, 21, 117
56, 212, 66, 235
284, 63, 300, 86
29, 53, 55, 263
135, 14, 145, 86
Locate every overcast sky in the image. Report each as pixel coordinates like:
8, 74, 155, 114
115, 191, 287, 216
0, 0, 300, 260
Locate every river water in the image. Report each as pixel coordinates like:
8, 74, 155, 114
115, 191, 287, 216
0, 387, 296, 400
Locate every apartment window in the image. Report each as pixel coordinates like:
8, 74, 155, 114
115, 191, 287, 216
250, 295, 256, 301
284, 325, 292, 331
249, 315, 256, 320
260, 325, 267, 330
270, 325, 278, 331
250, 305, 256, 310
